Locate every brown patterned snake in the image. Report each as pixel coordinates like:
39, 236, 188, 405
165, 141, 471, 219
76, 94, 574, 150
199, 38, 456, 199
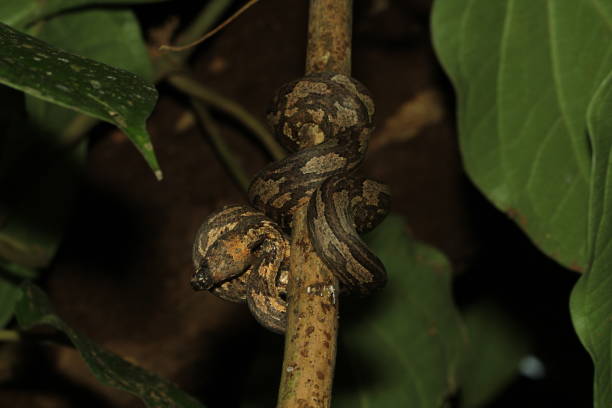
191, 72, 390, 333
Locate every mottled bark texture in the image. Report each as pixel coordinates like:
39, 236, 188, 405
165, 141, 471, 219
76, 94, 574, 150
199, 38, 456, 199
306, 0, 352, 76
277, 206, 339, 408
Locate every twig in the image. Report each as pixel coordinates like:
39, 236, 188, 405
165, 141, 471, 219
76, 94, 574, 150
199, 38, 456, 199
153, 0, 234, 79
277, 1, 353, 407
159, 0, 261, 53
191, 99, 251, 192
173, 0, 235, 55
167, 73, 286, 161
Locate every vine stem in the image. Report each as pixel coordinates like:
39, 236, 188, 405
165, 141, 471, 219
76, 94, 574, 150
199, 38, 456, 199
172, 0, 235, 56
190, 99, 251, 191
277, 1, 352, 407
167, 73, 286, 161
160, 0, 260, 53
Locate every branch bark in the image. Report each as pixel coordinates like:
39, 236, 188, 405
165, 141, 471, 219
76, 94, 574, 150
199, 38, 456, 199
277, 206, 339, 408
277, 1, 353, 407
306, 0, 352, 75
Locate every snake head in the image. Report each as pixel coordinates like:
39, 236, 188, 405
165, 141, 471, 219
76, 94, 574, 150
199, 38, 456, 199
191, 264, 214, 291
192, 227, 256, 297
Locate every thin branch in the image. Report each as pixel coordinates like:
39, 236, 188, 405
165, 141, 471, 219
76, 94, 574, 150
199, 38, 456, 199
167, 73, 286, 161
159, 0, 261, 53
174, 0, 235, 52
152, 0, 234, 80
191, 99, 251, 192
305, 0, 353, 76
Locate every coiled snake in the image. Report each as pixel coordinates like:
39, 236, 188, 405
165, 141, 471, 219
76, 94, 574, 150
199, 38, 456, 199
191, 72, 390, 333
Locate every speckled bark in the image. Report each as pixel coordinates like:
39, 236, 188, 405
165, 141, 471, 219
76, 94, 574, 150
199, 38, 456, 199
277, 205, 338, 408
306, 0, 352, 75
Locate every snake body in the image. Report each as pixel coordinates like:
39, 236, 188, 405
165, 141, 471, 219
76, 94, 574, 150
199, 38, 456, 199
192, 73, 390, 333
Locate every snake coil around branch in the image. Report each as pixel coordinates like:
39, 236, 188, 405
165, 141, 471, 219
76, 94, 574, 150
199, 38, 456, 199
191, 72, 390, 333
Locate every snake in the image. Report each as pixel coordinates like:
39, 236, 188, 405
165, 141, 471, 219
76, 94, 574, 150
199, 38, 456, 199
191, 72, 390, 333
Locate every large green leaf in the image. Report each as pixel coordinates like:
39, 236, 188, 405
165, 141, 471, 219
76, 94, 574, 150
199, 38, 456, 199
30, 8, 153, 81
0, 0, 170, 28
15, 284, 206, 408
0, 143, 83, 268
0, 21, 161, 178
432, 0, 612, 271
0, 9, 157, 268
333, 215, 467, 407
570, 72, 612, 408
0, 3, 38, 29
0, 83, 83, 269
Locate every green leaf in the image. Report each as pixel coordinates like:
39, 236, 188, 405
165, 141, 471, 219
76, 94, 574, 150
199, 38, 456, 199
0, 22, 161, 179
31, 8, 153, 81
15, 284, 206, 408
432, 0, 612, 271
0, 276, 21, 328
570, 71, 612, 408
0, 142, 84, 268
0, 84, 85, 267
333, 215, 467, 407
0, 0, 171, 29
0, 9, 157, 267
459, 302, 531, 408
0, 2, 38, 29
0, 86, 85, 268
25, 7, 154, 135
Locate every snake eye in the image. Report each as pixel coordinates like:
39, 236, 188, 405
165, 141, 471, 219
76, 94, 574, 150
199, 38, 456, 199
191, 264, 213, 291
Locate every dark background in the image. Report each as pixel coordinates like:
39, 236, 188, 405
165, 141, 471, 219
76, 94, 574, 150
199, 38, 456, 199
0, 0, 593, 407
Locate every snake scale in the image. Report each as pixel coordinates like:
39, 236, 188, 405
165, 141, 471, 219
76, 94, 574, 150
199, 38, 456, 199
192, 72, 390, 333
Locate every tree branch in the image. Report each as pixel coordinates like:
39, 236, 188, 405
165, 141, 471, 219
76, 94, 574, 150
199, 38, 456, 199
277, 206, 339, 407
277, 1, 353, 407
305, 0, 352, 76
167, 73, 286, 161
